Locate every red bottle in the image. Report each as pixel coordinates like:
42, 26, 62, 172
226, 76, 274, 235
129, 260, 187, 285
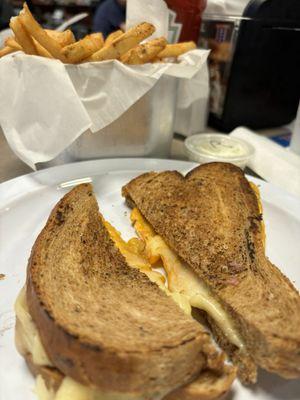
165, 0, 207, 43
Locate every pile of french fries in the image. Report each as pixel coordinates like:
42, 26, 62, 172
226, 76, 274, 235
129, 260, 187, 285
0, 2, 196, 64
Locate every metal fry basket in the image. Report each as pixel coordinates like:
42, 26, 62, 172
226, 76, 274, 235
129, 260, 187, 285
37, 75, 178, 169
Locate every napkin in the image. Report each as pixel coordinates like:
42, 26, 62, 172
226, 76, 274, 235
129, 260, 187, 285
126, 0, 169, 39
0, 55, 91, 169
290, 102, 300, 156
231, 127, 300, 198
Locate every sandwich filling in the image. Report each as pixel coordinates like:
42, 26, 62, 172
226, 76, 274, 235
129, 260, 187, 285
15, 288, 52, 367
129, 208, 244, 350
104, 213, 244, 350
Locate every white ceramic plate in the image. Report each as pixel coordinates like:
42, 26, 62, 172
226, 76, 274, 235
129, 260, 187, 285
0, 158, 299, 400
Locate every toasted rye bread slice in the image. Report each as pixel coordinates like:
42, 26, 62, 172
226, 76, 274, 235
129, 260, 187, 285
122, 162, 300, 383
26, 183, 229, 399
22, 349, 236, 400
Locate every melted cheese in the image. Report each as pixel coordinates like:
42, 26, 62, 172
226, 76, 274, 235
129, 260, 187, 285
131, 208, 244, 349
104, 220, 165, 288
55, 377, 146, 400
54, 377, 93, 400
35, 375, 55, 400
105, 219, 191, 315
36, 374, 147, 400
15, 288, 52, 366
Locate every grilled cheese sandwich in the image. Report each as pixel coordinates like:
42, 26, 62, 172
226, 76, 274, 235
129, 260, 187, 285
16, 183, 235, 400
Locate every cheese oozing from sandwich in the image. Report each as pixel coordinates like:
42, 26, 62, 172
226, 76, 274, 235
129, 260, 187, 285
15, 288, 52, 366
35, 374, 142, 400
130, 208, 244, 350
104, 219, 192, 315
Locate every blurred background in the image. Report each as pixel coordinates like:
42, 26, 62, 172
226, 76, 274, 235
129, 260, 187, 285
1, 0, 101, 38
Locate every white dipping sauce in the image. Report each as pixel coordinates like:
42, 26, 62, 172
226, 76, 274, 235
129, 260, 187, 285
184, 133, 255, 169
194, 137, 247, 157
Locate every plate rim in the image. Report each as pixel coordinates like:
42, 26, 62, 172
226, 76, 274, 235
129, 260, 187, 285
0, 158, 299, 218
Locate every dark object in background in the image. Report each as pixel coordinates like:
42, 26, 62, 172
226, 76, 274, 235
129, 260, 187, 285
271, 132, 291, 147
200, 0, 300, 132
0, 0, 14, 30
15, 1, 100, 40
92, 0, 125, 37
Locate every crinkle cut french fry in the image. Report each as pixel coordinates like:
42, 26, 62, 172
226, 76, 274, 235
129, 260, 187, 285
121, 37, 167, 65
9, 16, 37, 55
157, 41, 196, 59
104, 30, 123, 47
0, 46, 17, 58
45, 29, 75, 47
61, 33, 104, 64
4, 37, 22, 51
19, 3, 65, 61
89, 22, 155, 62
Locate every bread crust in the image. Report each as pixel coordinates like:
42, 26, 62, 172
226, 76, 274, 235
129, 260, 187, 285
25, 353, 64, 392
23, 349, 236, 400
165, 365, 236, 400
26, 183, 226, 399
122, 162, 300, 382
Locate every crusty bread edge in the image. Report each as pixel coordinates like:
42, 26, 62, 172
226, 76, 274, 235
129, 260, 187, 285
23, 349, 236, 400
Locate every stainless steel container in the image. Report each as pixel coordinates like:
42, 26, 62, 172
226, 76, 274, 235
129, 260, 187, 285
37, 75, 178, 169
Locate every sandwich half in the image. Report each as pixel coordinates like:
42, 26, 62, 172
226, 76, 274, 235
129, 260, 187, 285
122, 162, 300, 384
15, 183, 235, 400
